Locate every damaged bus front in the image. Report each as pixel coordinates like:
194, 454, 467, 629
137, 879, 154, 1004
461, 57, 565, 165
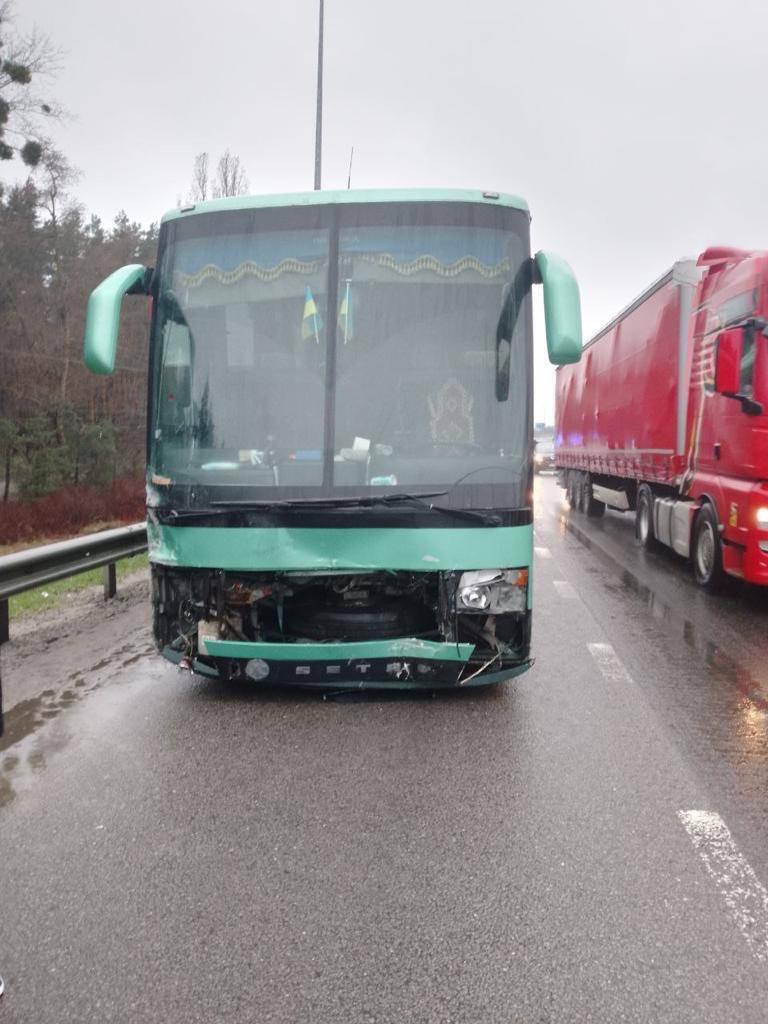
84, 190, 581, 688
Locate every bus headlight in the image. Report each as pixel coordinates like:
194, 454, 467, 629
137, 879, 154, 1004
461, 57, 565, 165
457, 569, 528, 614
756, 506, 768, 526
458, 584, 491, 610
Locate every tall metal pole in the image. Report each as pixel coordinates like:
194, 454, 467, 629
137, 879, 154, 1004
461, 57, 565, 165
314, 0, 324, 190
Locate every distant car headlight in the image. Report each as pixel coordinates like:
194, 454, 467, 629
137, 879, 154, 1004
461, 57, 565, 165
535, 453, 544, 465
457, 569, 528, 614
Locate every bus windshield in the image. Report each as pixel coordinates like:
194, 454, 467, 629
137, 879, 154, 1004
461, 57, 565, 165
150, 201, 532, 511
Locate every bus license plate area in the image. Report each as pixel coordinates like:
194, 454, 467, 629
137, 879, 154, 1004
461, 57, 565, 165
220, 656, 465, 687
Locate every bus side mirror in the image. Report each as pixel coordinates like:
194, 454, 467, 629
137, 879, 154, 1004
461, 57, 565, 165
715, 328, 742, 395
84, 264, 149, 374
534, 251, 582, 365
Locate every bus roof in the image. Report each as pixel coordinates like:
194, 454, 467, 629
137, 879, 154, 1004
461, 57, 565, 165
161, 188, 530, 224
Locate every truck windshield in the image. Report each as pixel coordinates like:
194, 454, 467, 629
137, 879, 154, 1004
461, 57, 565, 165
150, 201, 532, 511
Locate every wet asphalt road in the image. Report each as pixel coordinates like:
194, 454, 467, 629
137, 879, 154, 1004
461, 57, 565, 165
3, 476, 768, 1022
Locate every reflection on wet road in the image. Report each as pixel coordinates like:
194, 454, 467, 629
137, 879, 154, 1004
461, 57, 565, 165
547, 480, 768, 783
2, 476, 768, 1022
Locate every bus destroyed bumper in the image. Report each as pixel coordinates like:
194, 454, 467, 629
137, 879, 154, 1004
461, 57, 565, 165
152, 563, 532, 688
163, 639, 531, 688
205, 637, 476, 687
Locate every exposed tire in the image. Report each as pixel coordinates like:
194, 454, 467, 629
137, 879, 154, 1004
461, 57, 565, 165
692, 503, 726, 591
635, 484, 657, 549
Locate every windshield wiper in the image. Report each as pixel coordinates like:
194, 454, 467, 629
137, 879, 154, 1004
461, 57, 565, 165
210, 491, 449, 509
427, 505, 501, 526
212, 492, 499, 523
152, 492, 500, 525
150, 493, 447, 523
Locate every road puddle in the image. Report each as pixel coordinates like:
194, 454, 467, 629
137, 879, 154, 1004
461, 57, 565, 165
0, 640, 154, 807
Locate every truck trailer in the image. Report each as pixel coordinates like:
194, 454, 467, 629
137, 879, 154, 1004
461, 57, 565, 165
555, 246, 768, 590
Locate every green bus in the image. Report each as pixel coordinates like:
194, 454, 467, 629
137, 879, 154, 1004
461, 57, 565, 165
84, 189, 580, 689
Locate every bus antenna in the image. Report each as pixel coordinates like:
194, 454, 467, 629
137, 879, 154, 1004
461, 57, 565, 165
347, 146, 354, 190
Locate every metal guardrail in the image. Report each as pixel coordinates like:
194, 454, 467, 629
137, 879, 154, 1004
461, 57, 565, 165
0, 522, 148, 735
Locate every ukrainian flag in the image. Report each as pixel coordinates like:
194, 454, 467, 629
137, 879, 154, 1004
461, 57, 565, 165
338, 280, 353, 344
301, 285, 323, 343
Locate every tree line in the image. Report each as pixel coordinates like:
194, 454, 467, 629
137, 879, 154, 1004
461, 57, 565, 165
0, 169, 157, 500
0, 3, 249, 504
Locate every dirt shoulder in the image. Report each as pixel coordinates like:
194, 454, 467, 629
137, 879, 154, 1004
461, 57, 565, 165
2, 567, 153, 713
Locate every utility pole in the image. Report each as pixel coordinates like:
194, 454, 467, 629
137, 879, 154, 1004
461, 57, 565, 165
314, 0, 324, 190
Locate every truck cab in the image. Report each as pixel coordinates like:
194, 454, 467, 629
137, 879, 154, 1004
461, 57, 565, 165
686, 248, 768, 585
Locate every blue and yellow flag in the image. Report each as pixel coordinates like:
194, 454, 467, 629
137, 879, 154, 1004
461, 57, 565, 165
338, 280, 353, 344
301, 286, 323, 343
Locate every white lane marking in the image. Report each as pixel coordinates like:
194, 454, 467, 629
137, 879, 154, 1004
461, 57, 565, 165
534, 546, 551, 559
587, 642, 634, 684
678, 810, 768, 962
553, 580, 577, 599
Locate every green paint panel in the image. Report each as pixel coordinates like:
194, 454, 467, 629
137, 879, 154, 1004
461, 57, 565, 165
148, 523, 533, 572
162, 188, 529, 224
205, 638, 475, 662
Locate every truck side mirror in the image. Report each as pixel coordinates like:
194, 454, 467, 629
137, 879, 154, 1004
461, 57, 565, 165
715, 326, 763, 415
84, 264, 149, 374
534, 251, 582, 365
715, 328, 743, 395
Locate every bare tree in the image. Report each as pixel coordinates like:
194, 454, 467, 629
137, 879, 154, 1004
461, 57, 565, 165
38, 144, 81, 231
0, 0, 63, 172
213, 149, 249, 198
189, 151, 209, 202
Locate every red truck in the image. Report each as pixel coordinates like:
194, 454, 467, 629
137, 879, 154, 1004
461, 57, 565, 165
555, 246, 768, 589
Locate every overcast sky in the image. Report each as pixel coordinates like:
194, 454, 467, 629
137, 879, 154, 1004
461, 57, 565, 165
17, 0, 768, 422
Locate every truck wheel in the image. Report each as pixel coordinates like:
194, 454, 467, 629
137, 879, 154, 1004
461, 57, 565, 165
566, 473, 578, 508
579, 474, 605, 518
635, 484, 657, 548
585, 476, 605, 518
577, 474, 589, 514
693, 504, 726, 591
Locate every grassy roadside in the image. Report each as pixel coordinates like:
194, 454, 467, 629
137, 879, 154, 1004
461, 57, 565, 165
9, 553, 149, 621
